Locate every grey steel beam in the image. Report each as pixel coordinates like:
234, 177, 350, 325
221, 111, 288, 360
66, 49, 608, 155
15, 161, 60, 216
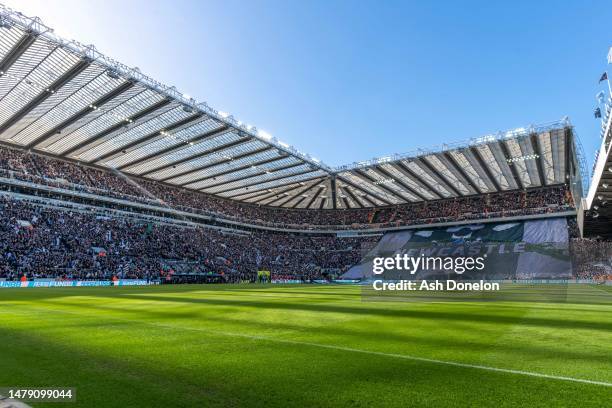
210, 168, 319, 195
356, 189, 377, 207
330, 176, 337, 209
289, 195, 307, 209
373, 165, 427, 201
391, 161, 442, 199
286, 181, 325, 208
0, 59, 91, 137
416, 157, 461, 196
499, 140, 524, 189
238, 188, 281, 203
564, 127, 571, 183
264, 178, 319, 207
147, 139, 250, 179
530, 133, 546, 187
163, 146, 276, 184
354, 169, 409, 202
0, 31, 37, 73
225, 175, 325, 199
137, 137, 248, 177
194, 161, 304, 191
470, 147, 501, 192
251, 190, 292, 205
61, 99, 172, 157
341, 196, 351, 209
118, 125, 231, 172
336, 175, 392, 206
341, 185, 364, 208
441, 152, 481, 194
248, 181, 322, 204
93, 113, 204, 164
26, 81, 136, 149
305, 186, 324, 209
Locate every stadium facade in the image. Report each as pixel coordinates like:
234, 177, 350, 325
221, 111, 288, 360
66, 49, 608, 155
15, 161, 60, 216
0, 4, 608, 284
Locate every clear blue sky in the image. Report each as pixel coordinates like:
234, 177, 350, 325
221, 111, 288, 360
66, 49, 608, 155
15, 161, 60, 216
6, 0, 612, 171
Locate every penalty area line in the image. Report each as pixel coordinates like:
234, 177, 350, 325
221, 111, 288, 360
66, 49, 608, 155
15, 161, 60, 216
5, 305, 612, 388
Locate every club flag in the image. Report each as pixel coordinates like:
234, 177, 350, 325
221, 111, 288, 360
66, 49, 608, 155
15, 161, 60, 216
599, 72, 608, 83
594, 107, 602, 118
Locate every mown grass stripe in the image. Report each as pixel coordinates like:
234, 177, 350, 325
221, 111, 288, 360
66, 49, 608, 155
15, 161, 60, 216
4, 305, 611, 388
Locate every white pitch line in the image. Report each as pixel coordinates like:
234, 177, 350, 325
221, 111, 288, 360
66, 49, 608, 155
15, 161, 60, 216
4, 305, 612, 388
148, 321, 612, 388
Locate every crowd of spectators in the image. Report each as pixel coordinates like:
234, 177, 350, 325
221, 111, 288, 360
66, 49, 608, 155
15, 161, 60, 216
0, 196, 375, 282
1, 145, 608, 285
570, 238, 612, 280
0, 145, 574, 230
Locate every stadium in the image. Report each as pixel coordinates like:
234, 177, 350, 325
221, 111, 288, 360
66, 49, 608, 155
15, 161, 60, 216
0, 3, 610, 407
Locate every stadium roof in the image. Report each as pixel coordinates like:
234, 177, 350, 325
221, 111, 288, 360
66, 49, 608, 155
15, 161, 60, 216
584, 89, 612, 238
0, 5, 578, 210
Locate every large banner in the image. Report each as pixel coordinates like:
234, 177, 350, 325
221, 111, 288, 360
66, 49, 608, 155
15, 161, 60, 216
342, 218, 572, 280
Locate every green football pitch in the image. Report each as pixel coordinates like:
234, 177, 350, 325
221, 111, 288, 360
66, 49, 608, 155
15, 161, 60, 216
0, 284, 610, 407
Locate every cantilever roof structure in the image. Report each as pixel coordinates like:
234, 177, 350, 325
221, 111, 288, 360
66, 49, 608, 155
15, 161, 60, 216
584, 85, 612, 238
0, 5, 582, 210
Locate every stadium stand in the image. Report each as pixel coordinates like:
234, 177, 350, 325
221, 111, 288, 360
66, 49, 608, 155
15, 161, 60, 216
0, 4, 609, 284
0, 144, 576, 230
0, 140, 588, 282
570, 238, 612, 280
0, 195, 377, 282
